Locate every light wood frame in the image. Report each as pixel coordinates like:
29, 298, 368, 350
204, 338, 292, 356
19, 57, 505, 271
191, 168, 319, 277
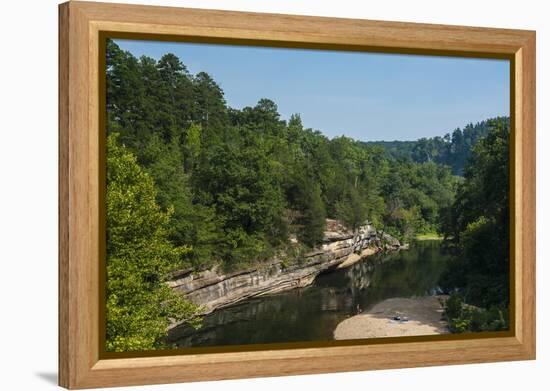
59, 1, 536, 389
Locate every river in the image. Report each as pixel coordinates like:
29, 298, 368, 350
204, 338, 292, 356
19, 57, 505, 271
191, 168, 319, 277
167, 240, 450, 348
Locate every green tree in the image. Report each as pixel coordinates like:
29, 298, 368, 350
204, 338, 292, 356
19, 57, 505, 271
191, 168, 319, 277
193, 71, 227, 139
141, 133, 218, 269
288, 173, 326, 247
106, 134, 201, 352
441, 118, 510, 314
183, 122, 202, 170
335, 187, 366, 231
193, 130, 287, 269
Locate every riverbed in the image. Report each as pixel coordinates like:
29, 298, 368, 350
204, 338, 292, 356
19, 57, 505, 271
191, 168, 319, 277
167, 240, 450, 348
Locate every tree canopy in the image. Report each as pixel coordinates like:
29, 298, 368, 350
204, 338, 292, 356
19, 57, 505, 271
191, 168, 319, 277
365, 117, 509, 175
439, 118, 510, 332
106, 39, 460, 274
106, 133, 201, 352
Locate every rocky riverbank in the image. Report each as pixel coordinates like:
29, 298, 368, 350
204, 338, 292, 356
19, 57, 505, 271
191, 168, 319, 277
168, 220, 403, 326
333, 296, 449, 339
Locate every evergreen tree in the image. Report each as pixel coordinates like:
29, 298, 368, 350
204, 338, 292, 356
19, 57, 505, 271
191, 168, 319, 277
335, 187, 366, 231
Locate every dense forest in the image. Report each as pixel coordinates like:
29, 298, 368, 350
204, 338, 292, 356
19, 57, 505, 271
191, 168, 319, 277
439, 118, 510, 332
105, 39, 510, 350
365, 116, 509, 175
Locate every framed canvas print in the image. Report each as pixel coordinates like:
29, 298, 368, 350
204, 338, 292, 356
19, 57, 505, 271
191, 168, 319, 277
58, 1, 536, 389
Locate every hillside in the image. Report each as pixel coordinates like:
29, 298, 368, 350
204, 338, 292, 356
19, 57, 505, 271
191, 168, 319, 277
364, 117, 509, 175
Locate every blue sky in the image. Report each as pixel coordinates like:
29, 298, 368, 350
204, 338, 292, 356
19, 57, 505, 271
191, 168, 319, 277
114, 39, 510, 142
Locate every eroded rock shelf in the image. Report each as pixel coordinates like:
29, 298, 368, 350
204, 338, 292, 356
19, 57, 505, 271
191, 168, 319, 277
168, 219, 402, 326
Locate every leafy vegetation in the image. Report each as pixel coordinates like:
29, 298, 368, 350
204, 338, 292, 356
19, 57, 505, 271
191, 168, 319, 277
439, 118, 510, 331
444, 294, 508, 333
106, 38, 458, 271
106, 134, 202, 352
365, 117, 509, 175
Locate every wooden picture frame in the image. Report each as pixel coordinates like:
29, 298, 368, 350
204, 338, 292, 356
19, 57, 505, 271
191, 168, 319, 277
59, 1, 536, 389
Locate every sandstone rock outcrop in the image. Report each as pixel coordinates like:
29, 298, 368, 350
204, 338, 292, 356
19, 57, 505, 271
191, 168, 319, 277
168, 219, 401, 326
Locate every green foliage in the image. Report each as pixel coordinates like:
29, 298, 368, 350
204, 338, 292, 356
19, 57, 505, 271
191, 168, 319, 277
444, 294, 508, 333
192, 131, 287, 269
440, 118, 510, 330
106, 134, 201, 352
106, 38, 461, 270
140, 133, 218, 269
366, 117, 509, 175
444, 293, 463, 320
335, 187, 366, 231
295, 180, 327, 247
183, 123, 202, 170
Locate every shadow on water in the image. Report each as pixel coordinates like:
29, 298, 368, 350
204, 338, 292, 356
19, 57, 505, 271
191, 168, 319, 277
168, 240, 451, 348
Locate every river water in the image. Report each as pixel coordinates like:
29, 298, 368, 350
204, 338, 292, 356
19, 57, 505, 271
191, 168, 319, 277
168, 240, 450, 348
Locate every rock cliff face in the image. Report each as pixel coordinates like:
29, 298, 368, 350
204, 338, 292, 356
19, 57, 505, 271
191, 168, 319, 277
168, 220, 401, 322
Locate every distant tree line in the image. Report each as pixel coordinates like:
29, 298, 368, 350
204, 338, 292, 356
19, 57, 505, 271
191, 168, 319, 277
365, 117, 509, 175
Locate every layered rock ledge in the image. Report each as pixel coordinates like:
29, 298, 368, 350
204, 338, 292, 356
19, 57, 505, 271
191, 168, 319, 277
168, 220, 402, 325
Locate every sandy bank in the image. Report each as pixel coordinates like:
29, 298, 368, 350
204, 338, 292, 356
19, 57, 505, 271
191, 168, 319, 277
334, 296, 449, 340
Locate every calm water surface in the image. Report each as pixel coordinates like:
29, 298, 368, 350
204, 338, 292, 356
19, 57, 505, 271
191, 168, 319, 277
168, 240, 450, 348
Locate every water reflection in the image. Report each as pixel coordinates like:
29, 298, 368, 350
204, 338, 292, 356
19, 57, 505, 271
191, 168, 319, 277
168, 240, 450, 348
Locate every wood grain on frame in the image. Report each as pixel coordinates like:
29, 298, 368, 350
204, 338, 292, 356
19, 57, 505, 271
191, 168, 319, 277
59, 1, 536, 388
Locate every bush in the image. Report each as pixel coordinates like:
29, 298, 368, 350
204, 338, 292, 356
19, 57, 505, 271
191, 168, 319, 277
444, 293, 508, 333
445, 293, 463, 320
